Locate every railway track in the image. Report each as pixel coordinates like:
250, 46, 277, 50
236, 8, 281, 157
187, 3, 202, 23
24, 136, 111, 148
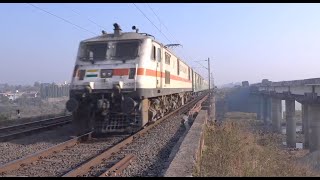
0, 94, 208, 177
0, 115, 72, 142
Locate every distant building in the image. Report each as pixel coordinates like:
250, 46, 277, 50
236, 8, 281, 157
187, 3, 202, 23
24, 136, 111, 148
242, 81, 249, 87
40, 82, 70, 99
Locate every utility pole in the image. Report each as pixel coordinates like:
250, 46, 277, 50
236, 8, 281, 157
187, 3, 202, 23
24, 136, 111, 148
207, 57, 212, 121
208, 57, 210, 94
211, 73, 214, 89
195, 58, 212, 120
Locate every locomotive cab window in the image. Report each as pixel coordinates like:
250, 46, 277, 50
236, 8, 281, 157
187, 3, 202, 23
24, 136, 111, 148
81, 43, 108, 61
112, 41, 139, 59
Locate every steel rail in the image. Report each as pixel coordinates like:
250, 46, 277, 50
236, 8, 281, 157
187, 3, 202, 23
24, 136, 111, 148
99, 154, 136, 177
0, 132, 92, 175
0, 115, 72, 142
63, 94, 208, 177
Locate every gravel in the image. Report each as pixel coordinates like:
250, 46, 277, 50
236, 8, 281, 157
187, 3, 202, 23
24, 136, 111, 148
1, 136, 124, 177
0, 113, 190, 177
121, 114, 188, 177
80, 113, 189, 177
0, 124, 74, 166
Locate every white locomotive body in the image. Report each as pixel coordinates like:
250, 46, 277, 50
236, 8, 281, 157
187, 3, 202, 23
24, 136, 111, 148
66, 23, 208, 134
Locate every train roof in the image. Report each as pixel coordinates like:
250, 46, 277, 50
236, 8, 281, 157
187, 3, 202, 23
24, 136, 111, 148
81, 32, 151, 43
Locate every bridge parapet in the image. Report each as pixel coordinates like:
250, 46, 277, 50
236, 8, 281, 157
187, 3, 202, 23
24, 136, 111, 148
252, 78, 320, 87
250, 78, 320, 98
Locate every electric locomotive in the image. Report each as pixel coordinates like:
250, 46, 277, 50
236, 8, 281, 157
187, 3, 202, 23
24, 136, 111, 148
66, 23, 208, 135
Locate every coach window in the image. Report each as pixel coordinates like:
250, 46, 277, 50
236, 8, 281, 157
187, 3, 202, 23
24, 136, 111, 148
151, 45, 156, 61
165, 71, 170, 84
165, 52, 171, 65
188, 68, 190, 80
157, 48, 161, 62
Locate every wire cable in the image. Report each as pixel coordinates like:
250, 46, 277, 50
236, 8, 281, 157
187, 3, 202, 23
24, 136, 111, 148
146, 3, 180, 44
60, 4, 107, 30
132, 3, 173, 44
144, 4, 194, 65
27, 3, 97, 35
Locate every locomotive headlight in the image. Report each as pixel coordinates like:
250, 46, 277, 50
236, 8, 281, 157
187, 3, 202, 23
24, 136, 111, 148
100, 69, 113, 78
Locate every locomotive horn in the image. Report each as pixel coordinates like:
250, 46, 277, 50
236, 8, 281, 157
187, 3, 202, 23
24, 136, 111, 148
132, 25, 139, 33
113, 23, 122, 36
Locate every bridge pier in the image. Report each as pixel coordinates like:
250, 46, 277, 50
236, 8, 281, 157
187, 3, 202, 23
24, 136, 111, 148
302, 103, 309, 148
308, 104, 320, 152
261, 96, 268, 124
285, 99, 296, 148
301, 104, 305, 134
259, 96, 264, 121
271, 98, 281, 133
266, 97, 272, 125
261, 96, 272, 125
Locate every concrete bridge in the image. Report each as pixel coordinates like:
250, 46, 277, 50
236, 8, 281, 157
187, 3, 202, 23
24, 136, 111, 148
248, 78, 320, 152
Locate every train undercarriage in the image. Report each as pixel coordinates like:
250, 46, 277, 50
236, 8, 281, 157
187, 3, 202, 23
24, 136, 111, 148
66, 87, 195, 135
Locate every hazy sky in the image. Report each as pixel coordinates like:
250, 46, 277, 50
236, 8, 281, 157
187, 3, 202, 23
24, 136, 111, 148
1, 3, 320, 86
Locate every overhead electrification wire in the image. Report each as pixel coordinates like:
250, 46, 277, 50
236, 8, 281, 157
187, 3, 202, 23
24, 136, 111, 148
60, 4, 107, 30
27, 3, 97, 35
146, 3, 180, 44
136, 3, 205, 78
132, 3, 173, 44
144, 3, 195, 66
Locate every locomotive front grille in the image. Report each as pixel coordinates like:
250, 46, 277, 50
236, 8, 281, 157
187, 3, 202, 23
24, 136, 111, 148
106, 113, 129, 131
95, 113, 139, 133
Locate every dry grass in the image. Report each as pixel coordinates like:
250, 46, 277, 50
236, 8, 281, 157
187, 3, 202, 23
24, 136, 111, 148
196, 113, 319, 177
225, 112, 257, 120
